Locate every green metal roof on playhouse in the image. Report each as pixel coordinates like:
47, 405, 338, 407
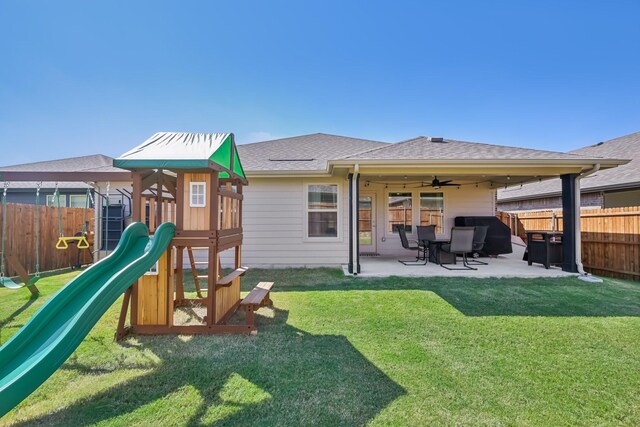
114, 132, 246, 180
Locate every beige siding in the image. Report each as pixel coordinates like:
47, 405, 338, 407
221, 177, 349, 266
215, 177, 495, 265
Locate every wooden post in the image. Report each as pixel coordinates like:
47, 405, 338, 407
176, 173, 185, 230
176, 246, 185, 301
115, 287, 132, 341
167, 247, 174, 327
132, 172, 142, 222
207, 171, 219, 325
155, 173, 162, 227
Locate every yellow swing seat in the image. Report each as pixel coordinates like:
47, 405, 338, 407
55, 236, 90, 250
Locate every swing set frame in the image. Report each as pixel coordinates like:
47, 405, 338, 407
0, 182, 40, 295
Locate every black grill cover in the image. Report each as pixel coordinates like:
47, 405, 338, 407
454, 216, 513, 256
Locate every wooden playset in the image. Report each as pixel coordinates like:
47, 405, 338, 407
113, 132, 273, 338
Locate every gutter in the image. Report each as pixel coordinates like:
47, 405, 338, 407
575, 164, 600, 278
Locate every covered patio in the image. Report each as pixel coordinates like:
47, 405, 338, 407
344, 241, 576, 278
328, 136, 628, 276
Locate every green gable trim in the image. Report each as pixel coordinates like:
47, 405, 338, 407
232, 147, 246, 179
209, 134, 233, 172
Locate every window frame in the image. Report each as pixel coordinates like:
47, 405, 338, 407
304, 182, 341, 241
384, 188, 447, 238
189, 182, 207, 208
69, 194, 91, 209
46, 194, 67, 207
386, 190, 414, 234
418, 191, 445, 234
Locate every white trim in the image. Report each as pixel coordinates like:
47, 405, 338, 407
189, 182, 206, 207
303, 182, 341, 242
145, 261, 159, 275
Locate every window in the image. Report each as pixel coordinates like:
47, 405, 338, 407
388, 192, 412, 232
420, 192, 444, 233
190, 182, 206, 207
46, 194, 67, 207
145, 261, 159, 275
307, 184, 338, 238
70, 194, 91, 208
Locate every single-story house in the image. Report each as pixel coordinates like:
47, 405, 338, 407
498, 131, 640, 211
234, 133, 626, 273
1, 132, 628, 274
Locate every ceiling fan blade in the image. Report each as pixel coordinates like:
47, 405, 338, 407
440, 180, 453, 185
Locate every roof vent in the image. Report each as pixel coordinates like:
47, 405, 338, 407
427, 137, 445, 143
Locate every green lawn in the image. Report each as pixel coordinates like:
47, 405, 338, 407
1, 269, 640, 426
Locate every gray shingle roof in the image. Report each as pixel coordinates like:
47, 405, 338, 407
236, 133, 389, 172
0, 154, 121, 173
5, 181, 90, 189
343, 136, 600, 161
0, 154, 124, 188
498, 131, 640, 202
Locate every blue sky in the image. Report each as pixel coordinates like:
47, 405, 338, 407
1, 0, 639, 165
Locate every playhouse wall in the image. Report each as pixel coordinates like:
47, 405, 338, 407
182, 173, 211, 231
215, 279, 241, 323
136, 249, 170, 326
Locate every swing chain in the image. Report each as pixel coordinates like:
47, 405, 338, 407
1, 182, 9, 282
55, 182, 64, 238
104, 182, 111, 251
35, 182, 42, 277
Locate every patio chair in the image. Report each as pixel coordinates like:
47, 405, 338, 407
395, 225, 427, 265
439, 226, 477, 270
467, 225, 489, 266
416, 225, 436, 261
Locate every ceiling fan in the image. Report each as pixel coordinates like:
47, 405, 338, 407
423, 177, 459, 189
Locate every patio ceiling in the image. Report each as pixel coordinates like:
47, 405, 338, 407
358, 172, 580, 189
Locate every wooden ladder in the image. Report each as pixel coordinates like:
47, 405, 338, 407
186, 247, 222, 298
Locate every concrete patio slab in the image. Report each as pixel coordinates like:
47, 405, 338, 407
343, 244, 577, 278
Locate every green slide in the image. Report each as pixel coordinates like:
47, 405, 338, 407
0, 221, 175, 417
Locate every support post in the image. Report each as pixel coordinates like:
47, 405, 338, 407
561, 173, 579, 272
347, 173, 354, 273
355, 173, 361, 273
207, 171, 219, 325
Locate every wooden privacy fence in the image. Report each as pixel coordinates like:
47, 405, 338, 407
0, 203, 95, 277
388, 206, 444, 233
498, 207, 640, 280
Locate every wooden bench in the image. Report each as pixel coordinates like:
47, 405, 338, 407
240, 282, 274, 332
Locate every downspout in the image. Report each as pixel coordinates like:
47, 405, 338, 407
352, 164, 360, 275
575, 163, 600, 276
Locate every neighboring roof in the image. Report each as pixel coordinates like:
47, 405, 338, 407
5, 182, 90, 190
343, 136, 607, 161
114, 132, 246, 180
236, 133, 389, 173
498, 131, 640, 202
0, 154, 117, 173
0, 154, 130, 182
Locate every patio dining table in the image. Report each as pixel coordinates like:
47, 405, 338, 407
421, 239, 454, 264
